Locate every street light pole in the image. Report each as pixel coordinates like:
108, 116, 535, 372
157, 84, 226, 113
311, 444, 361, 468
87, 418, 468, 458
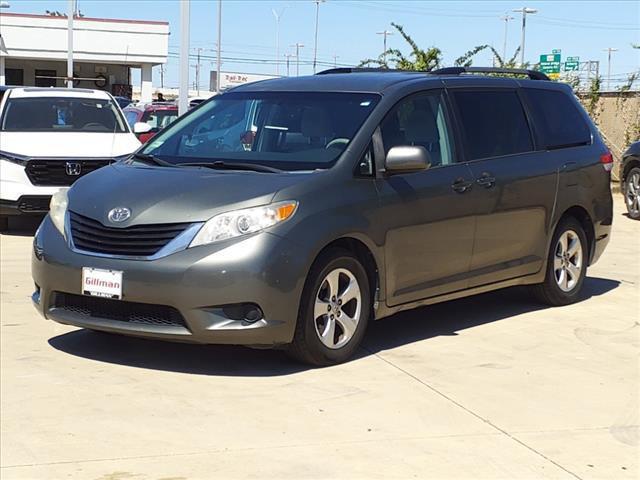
376, 30, 393, 66
285, 53, 292, 77
500, 14, 514, 62
312, 0, 325, 73
603, 47, 618, 91
272, 8, 285, 76
216, 0, 222, 93
291, 43, 304, 76
178, 0, 190, 116
67, 0, 74, 88
513, 7, 537, 67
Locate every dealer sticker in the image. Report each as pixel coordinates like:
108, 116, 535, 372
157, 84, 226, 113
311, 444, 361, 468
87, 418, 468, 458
82, 268, 123, 299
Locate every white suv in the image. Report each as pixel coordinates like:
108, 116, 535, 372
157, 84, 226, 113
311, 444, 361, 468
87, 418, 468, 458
0, 87, 140, 228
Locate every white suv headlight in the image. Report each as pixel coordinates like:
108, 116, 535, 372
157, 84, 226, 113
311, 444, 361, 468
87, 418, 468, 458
49, 188, 69, 236
189, 201, 298, 248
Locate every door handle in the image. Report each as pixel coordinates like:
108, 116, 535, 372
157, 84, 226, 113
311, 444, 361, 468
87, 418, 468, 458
476, 172, 496, 189
451, 178, 473, 193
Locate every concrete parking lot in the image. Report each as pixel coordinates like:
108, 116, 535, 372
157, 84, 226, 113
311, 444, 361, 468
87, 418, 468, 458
1, 198, 638, 480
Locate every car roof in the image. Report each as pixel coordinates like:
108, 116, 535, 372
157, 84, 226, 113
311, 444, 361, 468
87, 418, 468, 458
227, 68, 559, 95
124, 102, 178, 112
7, 87, 113, 100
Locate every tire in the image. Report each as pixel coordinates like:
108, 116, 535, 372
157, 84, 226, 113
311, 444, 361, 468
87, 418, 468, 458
624, 166, 640, 220
287, 248, 371, 366
531, 217, 588, 306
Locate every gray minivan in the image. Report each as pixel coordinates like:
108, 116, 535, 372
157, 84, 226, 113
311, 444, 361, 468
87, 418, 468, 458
32, 67, 613, 365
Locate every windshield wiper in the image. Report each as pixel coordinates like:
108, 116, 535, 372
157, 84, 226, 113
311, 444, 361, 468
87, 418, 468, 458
131, 153, 176, 167
178, 161, 282, 173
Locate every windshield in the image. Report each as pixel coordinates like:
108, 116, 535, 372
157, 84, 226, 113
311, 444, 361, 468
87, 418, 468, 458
141, 91, 380, 171
1, 97, 128, 133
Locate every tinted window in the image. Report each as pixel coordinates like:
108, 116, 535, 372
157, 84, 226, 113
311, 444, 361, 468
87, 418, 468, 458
1, 97, 127, 133
453, 90, 533, 160
124, 110, 139, 127
380, 90, 454, 166
524, 88, 591, 149
143, 92, 380, 171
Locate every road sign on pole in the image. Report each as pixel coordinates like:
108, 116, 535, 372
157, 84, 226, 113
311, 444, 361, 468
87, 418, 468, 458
565, 56, 580, 72
539, 52, 561, 79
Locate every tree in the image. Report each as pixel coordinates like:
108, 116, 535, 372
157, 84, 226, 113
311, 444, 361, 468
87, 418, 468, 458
359, 22, 441, 71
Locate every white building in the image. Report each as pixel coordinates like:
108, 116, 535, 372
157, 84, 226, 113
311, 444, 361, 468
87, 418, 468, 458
0, 12, 169, 102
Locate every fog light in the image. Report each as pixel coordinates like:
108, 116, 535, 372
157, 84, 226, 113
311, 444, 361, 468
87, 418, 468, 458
221, 303, 264, 323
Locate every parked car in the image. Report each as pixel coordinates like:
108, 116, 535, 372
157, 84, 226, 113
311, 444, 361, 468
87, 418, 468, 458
113, 96, 133, 110
123, 102, 178, 144
0, 87, 140, 229
32, 67, 613, 365
620, 141, 640, 220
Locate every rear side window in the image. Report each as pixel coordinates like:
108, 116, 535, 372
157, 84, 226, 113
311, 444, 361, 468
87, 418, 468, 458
524, 88, 591, 150
452, 90, 533, 161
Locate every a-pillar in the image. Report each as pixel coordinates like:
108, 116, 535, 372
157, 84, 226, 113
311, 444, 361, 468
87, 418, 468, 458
140, 63, 153, 102
0, 56, 5, 86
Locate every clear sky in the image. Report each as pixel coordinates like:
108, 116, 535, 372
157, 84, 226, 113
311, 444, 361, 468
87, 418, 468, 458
6, 0, 640, 89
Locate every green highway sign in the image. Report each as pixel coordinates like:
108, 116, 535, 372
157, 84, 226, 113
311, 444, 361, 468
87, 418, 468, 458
565, 56, 580, 71
539, 53, 561, 75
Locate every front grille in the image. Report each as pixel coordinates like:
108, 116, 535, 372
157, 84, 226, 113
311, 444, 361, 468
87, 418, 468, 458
69, 211, 190, 257
17, 195, 51, 212
25, 159, 112, 186
53, 292, 186, 328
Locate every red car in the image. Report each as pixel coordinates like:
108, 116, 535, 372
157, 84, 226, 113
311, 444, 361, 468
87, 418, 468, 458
123, 102, 179, 144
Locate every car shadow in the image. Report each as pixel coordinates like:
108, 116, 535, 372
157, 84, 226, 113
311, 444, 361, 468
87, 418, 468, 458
48, 276, 620, 377
0, 215, 44, 237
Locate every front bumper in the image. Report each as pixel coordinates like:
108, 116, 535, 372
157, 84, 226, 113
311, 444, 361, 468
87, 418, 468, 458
0, 196, 51, 216
32, 216, 309, 346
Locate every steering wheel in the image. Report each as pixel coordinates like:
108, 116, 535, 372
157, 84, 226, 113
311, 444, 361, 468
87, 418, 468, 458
83, 123, 106, 130
325, 138, 349, 150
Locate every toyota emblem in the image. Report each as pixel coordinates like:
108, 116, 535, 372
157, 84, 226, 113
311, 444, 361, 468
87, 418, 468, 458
108, 207, 131, 223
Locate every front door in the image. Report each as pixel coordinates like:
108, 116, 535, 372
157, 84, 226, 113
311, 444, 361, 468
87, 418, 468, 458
376, 90, 478, 306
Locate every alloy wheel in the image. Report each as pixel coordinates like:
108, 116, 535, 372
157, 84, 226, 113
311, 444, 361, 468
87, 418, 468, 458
553, 230, 583, 292
314, 268, 362, 349
626, 171, 640, 217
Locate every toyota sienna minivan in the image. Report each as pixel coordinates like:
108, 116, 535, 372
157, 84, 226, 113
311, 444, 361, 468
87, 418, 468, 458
32, 67, 613, 365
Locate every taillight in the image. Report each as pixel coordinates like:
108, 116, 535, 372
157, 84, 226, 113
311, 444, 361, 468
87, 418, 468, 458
600, 151, 614, 172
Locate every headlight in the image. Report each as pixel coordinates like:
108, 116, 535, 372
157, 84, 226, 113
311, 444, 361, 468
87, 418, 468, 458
189, 201, 298, 248
0, 150, 28, 166
49, 188, 69, 236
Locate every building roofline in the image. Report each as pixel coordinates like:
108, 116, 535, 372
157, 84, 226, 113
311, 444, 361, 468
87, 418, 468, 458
0, 12, 169, 26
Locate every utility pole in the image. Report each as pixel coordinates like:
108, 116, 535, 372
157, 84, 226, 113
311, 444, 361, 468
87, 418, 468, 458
285, 53, 292, 77
312, 0, 325, 73
500, 14, 514, 62
603, 47, 618, 91
332, 53, 339, 68
216, 0, 222, 93
195, 47, 202, 95
272, 8, 285, 76
178, 0, 190, 115
160, 63, 165, 88
67, 0, 74, 87
513, 7, 537, 67
376, 30, 393, 66
291, 43, 304, 76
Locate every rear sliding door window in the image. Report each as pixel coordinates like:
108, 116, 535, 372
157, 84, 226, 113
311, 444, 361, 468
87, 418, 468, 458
452, 90, 533, 161
524, 88, 591, 150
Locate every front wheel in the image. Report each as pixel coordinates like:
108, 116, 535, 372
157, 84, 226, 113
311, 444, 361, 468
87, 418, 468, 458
530, 217, 588, 306
287, 249, 371, 366
624, 166, 640, 220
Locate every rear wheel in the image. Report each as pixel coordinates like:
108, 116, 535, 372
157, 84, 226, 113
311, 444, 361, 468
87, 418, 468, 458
624, 166, 640, 220
287, 249, 371, 366
531, 217, 588, 306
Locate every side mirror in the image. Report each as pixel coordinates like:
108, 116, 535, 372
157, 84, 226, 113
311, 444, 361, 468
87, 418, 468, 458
133, 122, 152, 134
384, 146, 431, 174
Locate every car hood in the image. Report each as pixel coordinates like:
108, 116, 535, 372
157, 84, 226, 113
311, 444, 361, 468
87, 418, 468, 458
0, 132, 140, 158
68, 162, 309, 225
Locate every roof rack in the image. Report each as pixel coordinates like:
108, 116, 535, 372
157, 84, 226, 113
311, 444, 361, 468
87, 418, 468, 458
431, 67, 549, 81
316, 67, 415, 75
